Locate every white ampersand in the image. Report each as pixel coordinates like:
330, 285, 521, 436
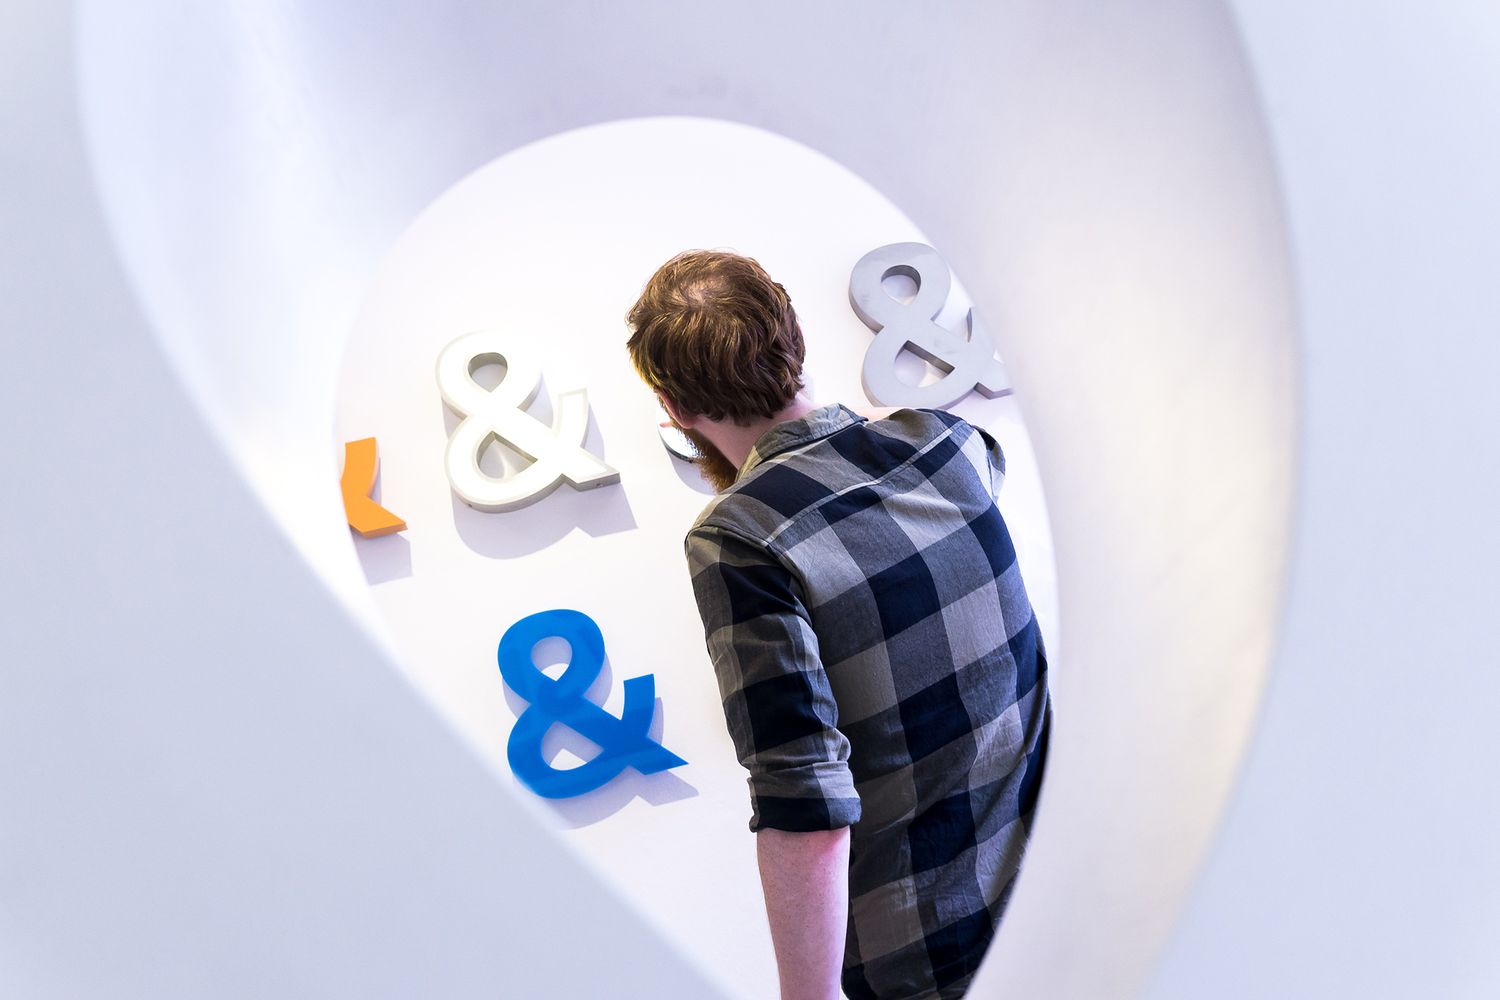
435, 330, 620, 512
848, 242, 1011, 409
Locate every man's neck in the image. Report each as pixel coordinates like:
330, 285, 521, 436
705, 393, 822, 472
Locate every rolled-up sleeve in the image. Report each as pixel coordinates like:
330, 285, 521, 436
685, 525, 861, 833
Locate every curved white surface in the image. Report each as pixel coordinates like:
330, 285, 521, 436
20, 1, 1497, 998
68, 4, 1297, 996
0, 6, 718, 999
1148, 5, 1500, 997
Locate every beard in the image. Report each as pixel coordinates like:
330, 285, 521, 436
676, 424, 741, 493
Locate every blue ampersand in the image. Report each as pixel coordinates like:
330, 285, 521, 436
498, 609, 687, 798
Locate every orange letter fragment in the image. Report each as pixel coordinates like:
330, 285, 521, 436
341, 437, 406, 537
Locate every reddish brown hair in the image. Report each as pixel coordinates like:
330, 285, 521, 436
625, 250, 805, 423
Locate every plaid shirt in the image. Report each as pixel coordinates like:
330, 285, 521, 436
685, 403, 1051, 1000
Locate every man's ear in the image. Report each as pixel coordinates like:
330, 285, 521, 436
658, 392, 698, 429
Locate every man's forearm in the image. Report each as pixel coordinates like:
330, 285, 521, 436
756, 826, 851, 1000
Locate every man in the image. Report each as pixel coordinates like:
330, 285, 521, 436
626, 250, 1051, 1000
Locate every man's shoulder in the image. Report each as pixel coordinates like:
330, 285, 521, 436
685, 460, 811, 547
686, 406, 983, 545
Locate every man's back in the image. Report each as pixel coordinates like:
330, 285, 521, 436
686, 403, 1051, 999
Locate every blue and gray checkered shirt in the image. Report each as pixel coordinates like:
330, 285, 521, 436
685, 403, 1051, 1000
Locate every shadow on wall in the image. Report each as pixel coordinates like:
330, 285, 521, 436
444, 400, 640, 559
358, 531, 413, 585
499, 648, 701, 827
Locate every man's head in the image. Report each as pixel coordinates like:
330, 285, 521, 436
626, 249, 806, 421
626, 249, 807, 489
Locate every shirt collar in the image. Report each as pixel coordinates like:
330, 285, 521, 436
736, 403, 866, 481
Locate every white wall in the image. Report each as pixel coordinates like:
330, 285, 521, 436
68, 3, 1296, 996
0, 5, 718, 998
33, 1, 1498, 997
1147, 4, 1500, 997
